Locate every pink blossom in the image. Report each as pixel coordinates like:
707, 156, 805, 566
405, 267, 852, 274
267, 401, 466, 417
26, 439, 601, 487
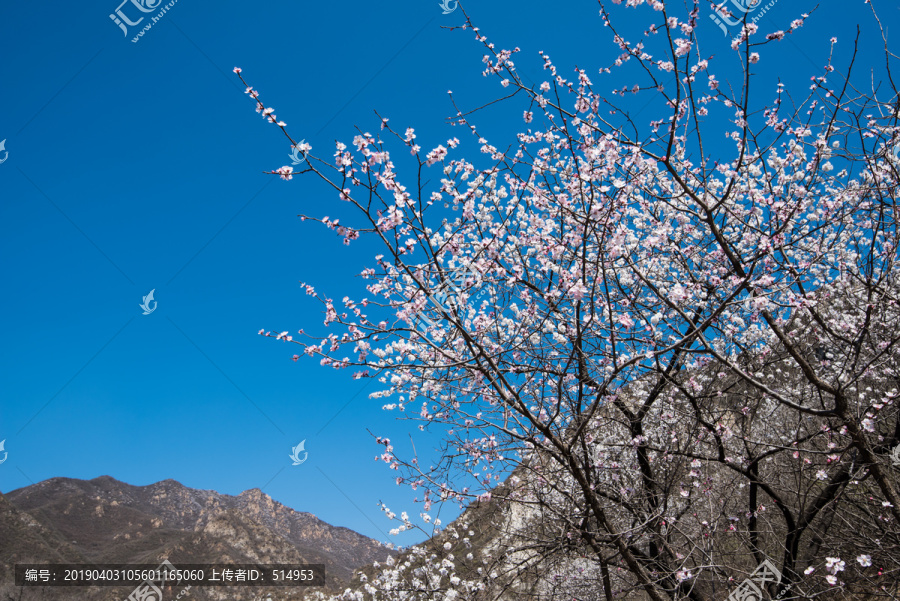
426, 145, 448, 166
825, 557, 845, 574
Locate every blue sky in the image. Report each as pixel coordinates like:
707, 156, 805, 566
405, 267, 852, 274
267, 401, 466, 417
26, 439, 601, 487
0, 0, 895, 546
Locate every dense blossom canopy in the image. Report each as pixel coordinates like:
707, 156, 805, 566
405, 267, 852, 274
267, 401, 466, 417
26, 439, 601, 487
240, 1, 900, 599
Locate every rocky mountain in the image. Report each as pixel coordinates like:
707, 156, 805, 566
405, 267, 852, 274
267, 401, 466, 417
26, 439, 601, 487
0, 476, 394, 600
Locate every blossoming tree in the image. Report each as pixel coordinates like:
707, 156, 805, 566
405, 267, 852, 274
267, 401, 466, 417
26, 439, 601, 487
237, 1, 900, 599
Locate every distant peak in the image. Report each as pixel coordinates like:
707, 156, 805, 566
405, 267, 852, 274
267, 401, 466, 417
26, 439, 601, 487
91, 475, 119, 483
155, 478, 183, 486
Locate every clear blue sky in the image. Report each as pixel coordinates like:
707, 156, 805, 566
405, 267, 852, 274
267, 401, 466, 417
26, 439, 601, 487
0, 0, 895, 545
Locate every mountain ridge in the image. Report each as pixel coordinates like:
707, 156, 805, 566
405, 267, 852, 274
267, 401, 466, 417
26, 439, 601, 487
0, 475, 396, 600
